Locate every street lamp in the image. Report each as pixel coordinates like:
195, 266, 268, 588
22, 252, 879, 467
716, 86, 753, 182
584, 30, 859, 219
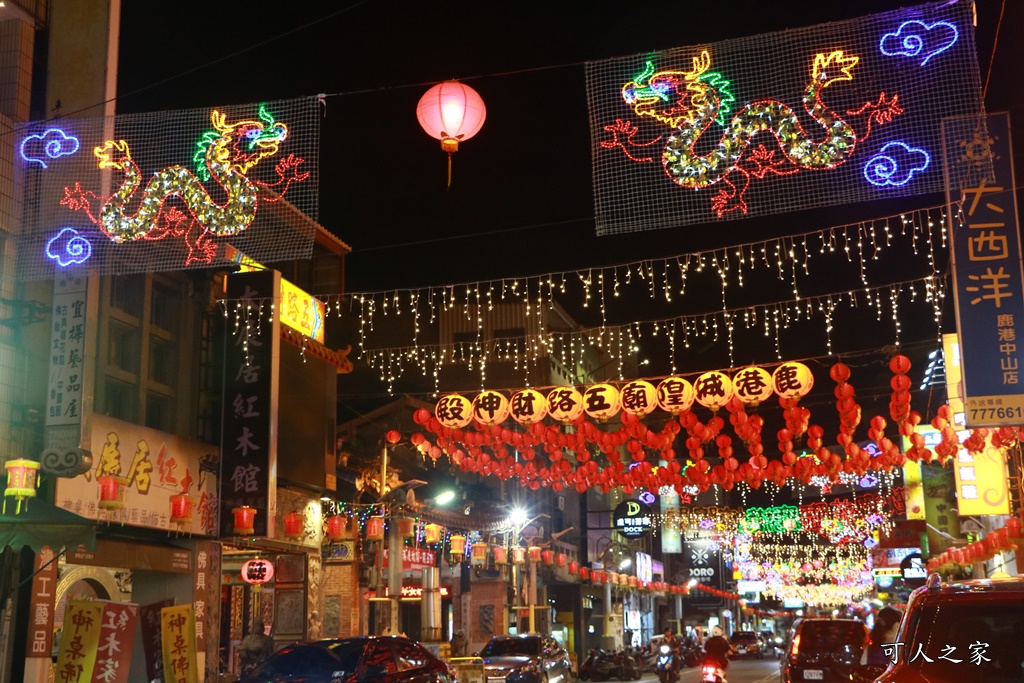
595, 539, 632, 649
505, 509, 549, 634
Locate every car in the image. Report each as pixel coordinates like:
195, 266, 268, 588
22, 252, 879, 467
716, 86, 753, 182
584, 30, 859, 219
236, 636, 454, 683
761, 630, 784, 657
780, 618, 868, 683
855, 574, 1024, 683
479, 634, 573, 683
730, 630, 764, 659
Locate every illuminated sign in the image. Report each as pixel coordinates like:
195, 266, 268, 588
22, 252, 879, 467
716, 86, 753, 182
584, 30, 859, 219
907, 424, 1009, 516
613, 499, 654, 538
278, 277, 325, 343
364, 586, 450, 600
223, 245, 325, 343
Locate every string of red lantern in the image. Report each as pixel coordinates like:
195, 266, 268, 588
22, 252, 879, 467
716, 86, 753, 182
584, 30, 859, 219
400, 354, 1020, 497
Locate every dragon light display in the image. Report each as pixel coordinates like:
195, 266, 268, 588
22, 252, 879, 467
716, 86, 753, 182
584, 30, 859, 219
605, 49, 904, 217
59, 103, 308, 266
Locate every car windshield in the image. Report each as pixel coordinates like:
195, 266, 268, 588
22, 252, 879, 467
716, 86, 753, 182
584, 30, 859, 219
797, 621, 865, 651
481, 638, 541, 656
731, 632, 758, 642
903, 600, 1024, 680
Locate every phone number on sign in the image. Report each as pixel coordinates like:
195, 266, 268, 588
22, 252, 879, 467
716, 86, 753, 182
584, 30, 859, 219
969, 406, 1024, 421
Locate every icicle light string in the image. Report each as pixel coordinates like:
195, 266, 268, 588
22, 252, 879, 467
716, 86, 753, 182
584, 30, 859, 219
357, 274, 944, 392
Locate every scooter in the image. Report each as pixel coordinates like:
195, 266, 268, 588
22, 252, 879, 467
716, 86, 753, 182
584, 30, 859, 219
700, 662, 728, 683
655, 643, 679, 683
578, 648, 614, 682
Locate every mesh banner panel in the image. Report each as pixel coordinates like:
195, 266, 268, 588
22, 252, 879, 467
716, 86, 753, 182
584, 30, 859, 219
11, 97, 319, 280
586, 1, 988, 235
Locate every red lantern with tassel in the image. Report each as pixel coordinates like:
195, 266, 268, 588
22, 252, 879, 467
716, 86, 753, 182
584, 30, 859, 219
98, 476, 126, 511
326, 515, 346, 540
416, 81, 487, 188
232, 506, 256, 536
169, 494, 194, 526
284, 511, 305, 539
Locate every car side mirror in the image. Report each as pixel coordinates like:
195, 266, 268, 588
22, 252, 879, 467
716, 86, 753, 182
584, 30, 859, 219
850, 664, 886, 683
360, 665, 389, 681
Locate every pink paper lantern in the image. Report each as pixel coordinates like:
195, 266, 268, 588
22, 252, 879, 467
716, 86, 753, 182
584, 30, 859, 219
416, 81, 487, 153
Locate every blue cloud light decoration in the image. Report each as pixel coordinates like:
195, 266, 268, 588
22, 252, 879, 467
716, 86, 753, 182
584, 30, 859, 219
45, 227, 93, 267
19, 128, 80, 168
880, 20, 959, 66
864, 141, 931, 187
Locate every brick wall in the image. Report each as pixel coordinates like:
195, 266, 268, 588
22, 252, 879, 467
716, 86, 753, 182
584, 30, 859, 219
453, 578, 506, 653
323, 561, 362, 637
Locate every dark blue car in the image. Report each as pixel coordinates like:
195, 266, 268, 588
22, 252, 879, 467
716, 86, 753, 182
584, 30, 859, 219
238, 636, 454, 683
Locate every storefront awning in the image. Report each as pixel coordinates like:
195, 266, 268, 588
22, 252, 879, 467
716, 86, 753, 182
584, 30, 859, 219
0, 498, 97, 552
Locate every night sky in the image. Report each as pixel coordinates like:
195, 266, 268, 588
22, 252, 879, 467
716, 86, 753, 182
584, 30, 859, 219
114, 1, 1024, 426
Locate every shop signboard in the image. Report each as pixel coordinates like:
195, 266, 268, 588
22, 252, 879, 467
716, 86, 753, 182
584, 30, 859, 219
45, 275, 87, 451
219, 270, 280, 538
55, 600, 104, 683
194, 540, 222, 681
382, 547, 437, 571
612, 499, 654, 538
55, 415, 219, 536
659, 484, 682, 553
141, 600, 174, 683
25, 546, 59, 660
161, 604, 199, 683
908, 426, 1010, 516
91, 601, 138, 683
682, 539, 724, 608
944, 112, 1024, 428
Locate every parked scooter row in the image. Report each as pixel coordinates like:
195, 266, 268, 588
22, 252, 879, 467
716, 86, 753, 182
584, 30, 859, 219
578, 648, 641, 681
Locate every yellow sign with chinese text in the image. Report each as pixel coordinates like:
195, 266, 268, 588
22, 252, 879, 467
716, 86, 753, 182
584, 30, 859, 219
278, 277, 325, 343
161, 604, 198, 683
55, 600, 104, 683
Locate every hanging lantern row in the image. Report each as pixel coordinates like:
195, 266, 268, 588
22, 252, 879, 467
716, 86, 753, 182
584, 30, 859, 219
432, 363, 813, 431
407, 356, 983, 497
927, 516, 1023, 572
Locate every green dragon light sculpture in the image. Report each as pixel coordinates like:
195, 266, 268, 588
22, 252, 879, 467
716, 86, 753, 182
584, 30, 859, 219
61, 104, 308, 265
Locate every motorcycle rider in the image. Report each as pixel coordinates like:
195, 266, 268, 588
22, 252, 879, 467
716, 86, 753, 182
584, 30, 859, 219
703, 625, 735, 672
657, 628, 682, 681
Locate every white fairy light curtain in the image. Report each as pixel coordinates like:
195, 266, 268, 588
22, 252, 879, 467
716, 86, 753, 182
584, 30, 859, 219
220, 204, 954, 391
11, 96, 319, 280
585, 1, 987, 235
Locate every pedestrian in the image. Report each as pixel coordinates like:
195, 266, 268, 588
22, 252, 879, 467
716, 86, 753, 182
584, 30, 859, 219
862, 606, 903, 667
239, 618, 272, 675
451, 629, 469, 656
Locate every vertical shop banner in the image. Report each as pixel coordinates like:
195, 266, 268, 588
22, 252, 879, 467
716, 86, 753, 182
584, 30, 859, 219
91, 601, 138, 683
141, 600, 175, 683
944, 112, 1024, 427
45, 276, 87, 450
220, 270, 280, 538
25, 546, 59, 659
55, 599, 105, 683
682, 539, 725, 607
194, 540, 223, 681
161, 604, 199, 683
660, 488, 682, 554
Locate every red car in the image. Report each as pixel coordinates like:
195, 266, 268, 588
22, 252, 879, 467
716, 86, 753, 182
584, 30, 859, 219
859, 574, 1024, 683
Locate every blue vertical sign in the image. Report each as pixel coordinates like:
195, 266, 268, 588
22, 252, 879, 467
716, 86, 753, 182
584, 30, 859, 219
944, 113, 1024, 427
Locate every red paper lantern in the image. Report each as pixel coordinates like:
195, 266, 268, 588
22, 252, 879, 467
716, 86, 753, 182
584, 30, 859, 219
471, 542, 489, 566
284, 512, 305, 539
528, 546, 542, 563
556, 553, 567, 568
98, 475, 126, 511
541, 549, 555, 565
568, 561, 579, 575
579, 566, 590, 581
169, 494, 194, 525
385, 429, 402, 444
326, 515, 346, 540
512, 547, 526, 565
232, 506, 256, 536
398, 517, 416, 538
366, 515, 385, 541
493, 547, 508, 565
